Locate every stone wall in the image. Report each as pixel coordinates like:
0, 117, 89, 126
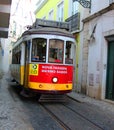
81, 22, 89, 94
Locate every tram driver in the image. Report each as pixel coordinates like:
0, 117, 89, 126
32, 55, 40, 61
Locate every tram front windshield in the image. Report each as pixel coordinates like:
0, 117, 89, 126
31, 38, 74, 64
31, 38, 46, 62
48, 39, 63, 63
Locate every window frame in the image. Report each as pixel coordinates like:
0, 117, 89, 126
48, 39, 64, 64
57, 1, 64, 21
31, 38, 47, 63
48, 9, 54, 20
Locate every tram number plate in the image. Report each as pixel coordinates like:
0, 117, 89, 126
29, 64, 38, 75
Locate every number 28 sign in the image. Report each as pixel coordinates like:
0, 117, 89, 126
29, 64, 38, 75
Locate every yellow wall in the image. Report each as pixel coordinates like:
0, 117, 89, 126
36, 0, 69, 21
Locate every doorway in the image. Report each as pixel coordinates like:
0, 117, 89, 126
106, 42, 114, 100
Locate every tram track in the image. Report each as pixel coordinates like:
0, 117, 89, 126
39, 99, 104, 130
7, 85, 113, 130
62, 103, 104, 130
40, 103, 72, 130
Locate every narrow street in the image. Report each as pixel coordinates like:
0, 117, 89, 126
1, 1, 114, 130
0, 74, 114, 130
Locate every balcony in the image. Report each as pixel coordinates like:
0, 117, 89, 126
0, 0, 12, 38
65, 12, 80, 32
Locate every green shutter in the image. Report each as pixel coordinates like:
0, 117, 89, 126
106, 42, 114, 100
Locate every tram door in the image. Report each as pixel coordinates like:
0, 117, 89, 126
24, 41, 30, 88
106, 42, 114, 100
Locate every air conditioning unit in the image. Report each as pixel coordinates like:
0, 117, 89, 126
109, 0, 114, 4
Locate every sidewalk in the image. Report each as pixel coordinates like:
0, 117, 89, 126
67, 91, 114, 113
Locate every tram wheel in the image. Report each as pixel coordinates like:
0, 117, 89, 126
20, 89, 32, 98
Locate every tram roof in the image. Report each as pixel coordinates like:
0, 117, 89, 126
22, 27, 74, 38
12, 27, 75, 49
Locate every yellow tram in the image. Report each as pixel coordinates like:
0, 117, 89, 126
10, 19, 76, 99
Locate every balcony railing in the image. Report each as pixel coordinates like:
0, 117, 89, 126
65, 12, 80, 32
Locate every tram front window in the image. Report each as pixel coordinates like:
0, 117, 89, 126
48, 39, 64, 63
65, 41, 74, 64
31, 38, 46, 62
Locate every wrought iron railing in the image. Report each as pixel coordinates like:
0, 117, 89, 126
65, 12, 80, 32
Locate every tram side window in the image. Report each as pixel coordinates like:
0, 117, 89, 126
12, 50, 17, 64
65, 41, 74, 64
48, 39, 64, 63
31, 38, 47, 62
12, 46, 21, 64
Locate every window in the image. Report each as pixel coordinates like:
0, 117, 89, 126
57, 1, 64, 21
72, 1, 78, 14
12, 21, 16, 37
48, 9, 54, 20
31, 38, 47, 62
65, 41, 74, 64
49, 39, 64, 63
12, 45, 21, 64
69, 0, 79, 16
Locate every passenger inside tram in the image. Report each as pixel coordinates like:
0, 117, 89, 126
32, 55, 40, 61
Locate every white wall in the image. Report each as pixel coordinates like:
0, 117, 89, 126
87, 10, 114, 99
1, 39, 11, 73
91, 0, 109, 14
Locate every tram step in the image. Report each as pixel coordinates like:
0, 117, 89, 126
38, 94, 67, 102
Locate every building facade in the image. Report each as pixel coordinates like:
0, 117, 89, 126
35, 0, 114, 102
0, 0, 12, 73
81, 0, 114, 101
0, 0, 35, 73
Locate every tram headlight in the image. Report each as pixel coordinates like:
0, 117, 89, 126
52, 77, 58, 83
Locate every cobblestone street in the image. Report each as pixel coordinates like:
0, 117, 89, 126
0, 74, 64, 130
0, 73, 114, 130
0, 74, 34, 130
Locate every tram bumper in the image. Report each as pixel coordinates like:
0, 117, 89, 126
28, 82, 72, 94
